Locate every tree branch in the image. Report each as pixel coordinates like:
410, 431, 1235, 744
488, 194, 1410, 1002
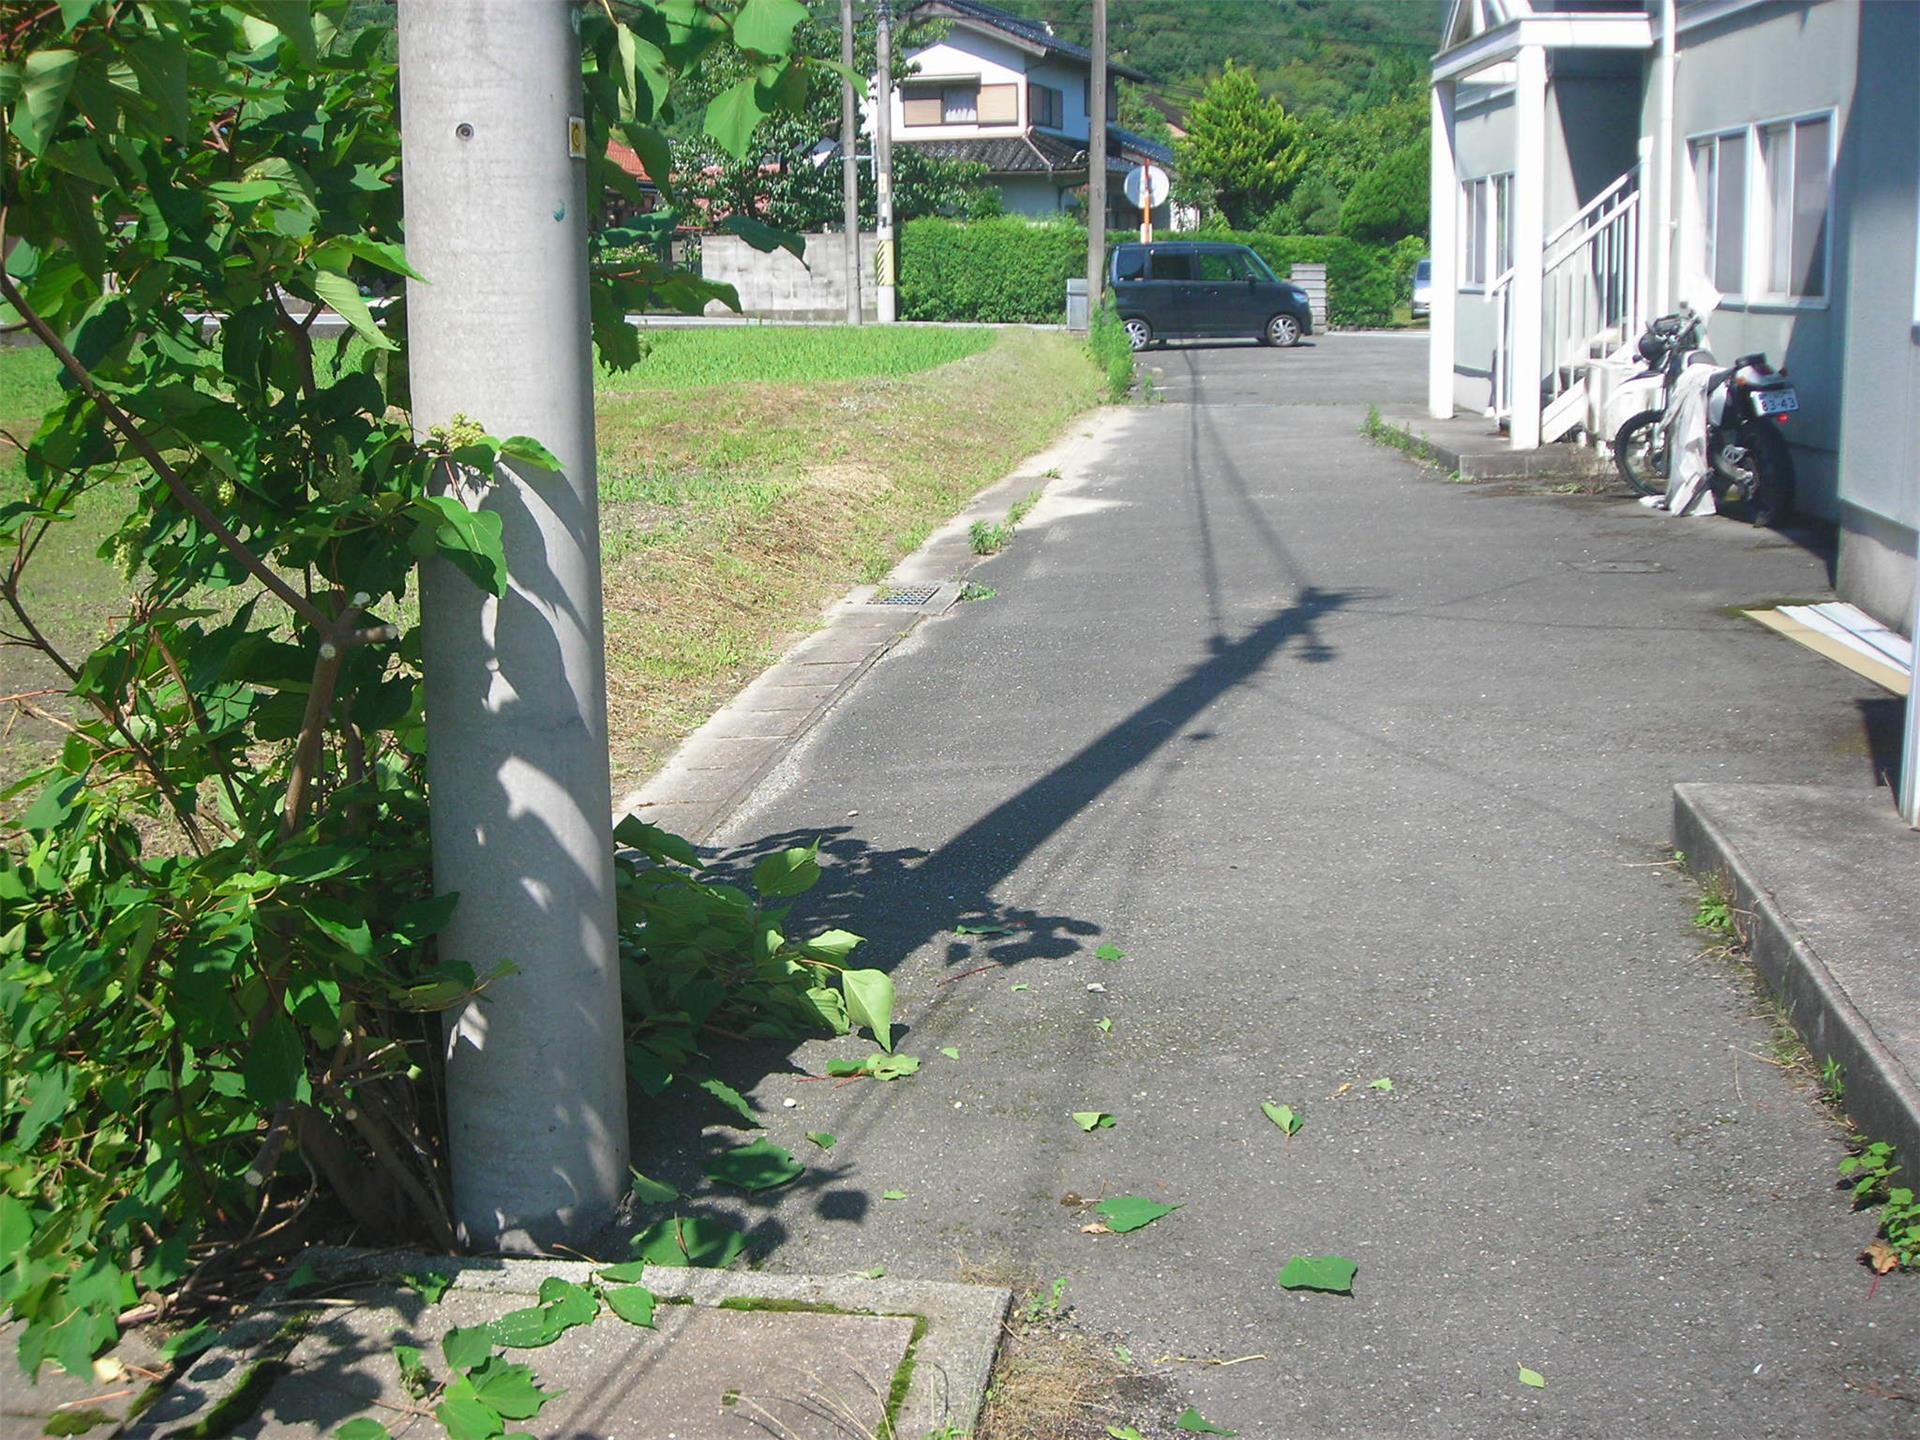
0, 269, 330, 631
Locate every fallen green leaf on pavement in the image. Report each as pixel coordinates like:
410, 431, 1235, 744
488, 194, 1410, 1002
1277, 1255, 1357, 1294
940, 1046, 961, 1059
628, 1169, 679, 1205
1095, 942, 1127, 961
1094, 1195, 1178, 1232
1177, 1408, 1238, 1435
806, 1131, 837, 1150
864, 1266, 886, 1279
882, 1189, 907, 1200
697, 1076, 760, 1127
1074, 1111, 1117, 1131
628, 1216, 747, 1268
602, 1285, 657, 1328
956, 921, 1016, 935
1011, 982, 1031, 992
1262, 1101, 1303, 1136
402, 1270, 454, 1304
337, 1422, 392, 1440
1369, 1076, 1395, 1092
824, 1053, 921, 1081
704, 1138, 804, 1191
1097, 1017, 1113, 1033
1107, 1428, 1146, 1440
1519, 1366, 1546, 1389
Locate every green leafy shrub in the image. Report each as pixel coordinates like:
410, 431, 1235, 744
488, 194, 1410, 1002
1087, 294, 1136, 401
1338, 142, 1430, 244
0, 0, 827, 1380
899, 217, 1087, 324
1840, 1141, 1919, 1272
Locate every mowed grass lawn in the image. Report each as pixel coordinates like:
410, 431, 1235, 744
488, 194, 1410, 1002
0, 325, 1103, 799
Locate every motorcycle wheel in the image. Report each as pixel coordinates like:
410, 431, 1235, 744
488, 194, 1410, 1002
1612, 411, 1667, 496
1744, 424, 1795, 528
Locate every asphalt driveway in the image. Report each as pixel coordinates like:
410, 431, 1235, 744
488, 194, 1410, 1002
636, 334, 1917, 1438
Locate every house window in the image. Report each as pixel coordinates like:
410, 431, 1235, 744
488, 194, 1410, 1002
1459, 174, 1511, 289
1756, 114, 1831, 299
978, 83, 1018, 124
1030, 82, 1063, 130
902, 86, 943, 126
1688, 131, 1748, 297
942, 85, 977, 122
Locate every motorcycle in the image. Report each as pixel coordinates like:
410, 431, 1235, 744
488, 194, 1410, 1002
1610, 304, 1798, 526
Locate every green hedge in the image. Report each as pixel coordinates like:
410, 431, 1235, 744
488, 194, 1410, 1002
1212, 230, 1427, 329
899, 217, 1083, 324
900, 217, 1426, 329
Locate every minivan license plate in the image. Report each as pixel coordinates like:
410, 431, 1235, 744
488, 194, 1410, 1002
1756, 389, 1798, 414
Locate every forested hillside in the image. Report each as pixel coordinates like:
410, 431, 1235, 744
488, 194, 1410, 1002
990, 0, 1444, 117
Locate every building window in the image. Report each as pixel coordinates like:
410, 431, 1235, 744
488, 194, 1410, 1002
1459, 174, 1511, 289
1757, 115, 1831, 299
1688, 130, 1748, 297
1030, 82, 1063, 130
978, 82, 1018, 124
901, 86, 943, 126
942, 84, 977, 123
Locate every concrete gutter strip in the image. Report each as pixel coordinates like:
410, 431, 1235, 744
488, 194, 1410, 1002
620, 408, 1123, 843
1673, 783, 1920, 1171
126, 1249, 1010, 1440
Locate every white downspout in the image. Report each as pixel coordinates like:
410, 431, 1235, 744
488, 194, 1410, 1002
1655, 0, 1677, 314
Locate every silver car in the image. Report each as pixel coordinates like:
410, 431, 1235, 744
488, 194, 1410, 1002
1411, 257, 1432, 319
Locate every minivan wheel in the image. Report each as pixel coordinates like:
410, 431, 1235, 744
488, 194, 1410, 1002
1264, 313, 1302, 347
1122, 317, 1153, 351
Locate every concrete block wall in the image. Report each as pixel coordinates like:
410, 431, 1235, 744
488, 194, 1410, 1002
701, 231, 876, 322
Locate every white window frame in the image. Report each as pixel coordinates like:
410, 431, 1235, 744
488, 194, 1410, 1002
1684, 110, 1835, 312
1750, 109, 1835, 307
1684, 126, 1750, 301
1458, 172, 1512, 292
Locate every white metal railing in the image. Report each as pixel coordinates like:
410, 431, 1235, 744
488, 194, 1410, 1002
1489, 166, 1643, 430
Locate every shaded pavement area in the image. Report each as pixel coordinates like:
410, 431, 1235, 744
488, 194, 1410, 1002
632, 334, 1917, 1438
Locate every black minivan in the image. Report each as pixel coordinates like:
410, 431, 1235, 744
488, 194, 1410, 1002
1109, 241, 1313, 350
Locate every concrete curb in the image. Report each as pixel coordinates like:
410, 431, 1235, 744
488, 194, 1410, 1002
1375, 412, 1613, 482
619, 406, 1128, 842
1673, 783, 1920, 1170
127, 1249, 1011, 1440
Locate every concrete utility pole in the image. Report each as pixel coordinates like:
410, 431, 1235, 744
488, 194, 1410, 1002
397, 0, 629, 1250
1086, 0, 1107, 311
841, 0, 862, 324
874, 0, 897, 324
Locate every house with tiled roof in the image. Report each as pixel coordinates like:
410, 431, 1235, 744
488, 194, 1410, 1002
888, 0, 1178, 228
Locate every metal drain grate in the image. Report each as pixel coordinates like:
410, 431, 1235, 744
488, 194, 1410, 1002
870, 584, 941, 606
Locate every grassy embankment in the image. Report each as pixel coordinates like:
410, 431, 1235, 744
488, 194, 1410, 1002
0, 325, 1104, 799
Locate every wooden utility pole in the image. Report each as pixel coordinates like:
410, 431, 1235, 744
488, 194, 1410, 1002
840, 0, 862, 324
1087, 0, 1107, 310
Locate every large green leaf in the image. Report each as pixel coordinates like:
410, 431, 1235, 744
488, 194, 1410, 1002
602, 1285, 656, 1328
629, 1216, 746, 1268
310, 269, 396, 351
1177, 1409, 1238, 1436
11, 50, 78, 156
752, 844, 820, 898
731, 0, 809, 57
1276, 1255, 1357, 1294
840, 969, 894, 1052
718, 214, 804, 261
410, 496, 509, 596
704, 1138, 803, 1192
1093, 1196, 1177, 1233
703, 76, 767, 160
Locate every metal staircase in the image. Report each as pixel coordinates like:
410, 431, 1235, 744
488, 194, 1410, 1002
1490, 166, 1645, 443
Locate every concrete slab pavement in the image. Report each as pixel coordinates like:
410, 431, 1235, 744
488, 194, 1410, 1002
630, 334, 1919, 1438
